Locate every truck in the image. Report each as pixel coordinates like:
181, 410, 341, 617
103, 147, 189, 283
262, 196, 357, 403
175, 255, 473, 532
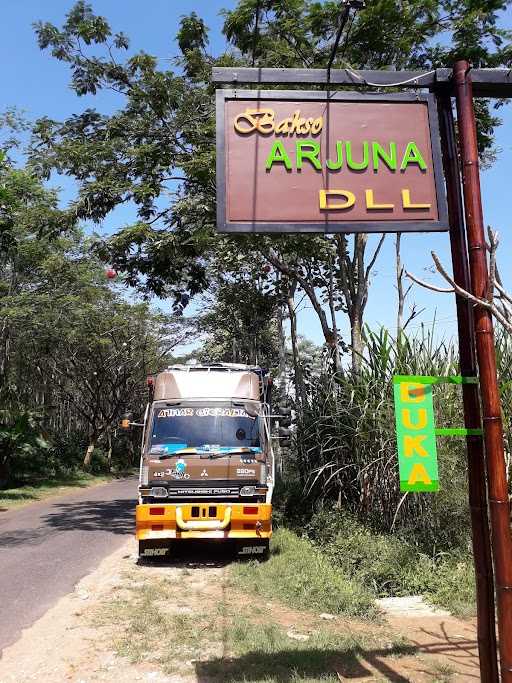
133, 363, 274, 560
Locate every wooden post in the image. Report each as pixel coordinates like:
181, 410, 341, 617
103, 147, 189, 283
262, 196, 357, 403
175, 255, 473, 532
453, 59, 512, 681
438, 94, 499, 682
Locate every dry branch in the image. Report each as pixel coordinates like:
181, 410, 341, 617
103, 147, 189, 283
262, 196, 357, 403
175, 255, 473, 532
405, 236, 512, 335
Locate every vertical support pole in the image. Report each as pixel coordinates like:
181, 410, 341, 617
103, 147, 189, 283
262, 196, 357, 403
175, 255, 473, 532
438, 94, 498, 682
454, 59, 512, 681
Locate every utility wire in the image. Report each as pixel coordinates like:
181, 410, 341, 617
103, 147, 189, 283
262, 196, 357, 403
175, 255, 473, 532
327, 2, 351, 82
344, 66, 437, 87
252, 0, 261, 67
339, 11, 356, 62
327, 1, 365, 82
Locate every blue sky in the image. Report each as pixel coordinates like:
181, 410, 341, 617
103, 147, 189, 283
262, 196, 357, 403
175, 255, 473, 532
2, 1, 511, 348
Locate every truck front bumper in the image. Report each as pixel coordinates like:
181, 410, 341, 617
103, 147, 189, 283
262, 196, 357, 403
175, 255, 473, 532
136, 502, 272, 541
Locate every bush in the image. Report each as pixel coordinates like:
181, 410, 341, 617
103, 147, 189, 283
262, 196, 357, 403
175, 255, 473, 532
0, 409, 51, 486
302, 507, 475, 616
45, 432, 88, 476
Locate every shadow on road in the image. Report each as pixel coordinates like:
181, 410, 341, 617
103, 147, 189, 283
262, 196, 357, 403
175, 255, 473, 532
0, 498, 134, 547
41, 498, 135, 535
0, 525, 54, 548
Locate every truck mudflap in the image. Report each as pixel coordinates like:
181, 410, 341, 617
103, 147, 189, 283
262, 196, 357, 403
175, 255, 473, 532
136, 502, 272, 544
137, 537, 270, 561
235, 538, 269, 560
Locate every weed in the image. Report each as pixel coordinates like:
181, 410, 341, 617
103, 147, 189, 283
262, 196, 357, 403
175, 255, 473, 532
301, 509, 476, 616
425, 555, 476, 618
428, 660, 456, 682
230, 528, 377, 619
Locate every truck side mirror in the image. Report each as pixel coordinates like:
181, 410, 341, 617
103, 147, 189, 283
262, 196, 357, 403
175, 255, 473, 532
120, 412, 133, 430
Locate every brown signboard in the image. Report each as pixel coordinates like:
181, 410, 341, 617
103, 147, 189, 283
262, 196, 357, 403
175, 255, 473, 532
216, 90, 448, 234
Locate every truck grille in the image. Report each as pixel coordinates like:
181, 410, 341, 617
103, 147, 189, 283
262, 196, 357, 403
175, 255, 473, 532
167, 486, 239, 498
144, 478, 263, 503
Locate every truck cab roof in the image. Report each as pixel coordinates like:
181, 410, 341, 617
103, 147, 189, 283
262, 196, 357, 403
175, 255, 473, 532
153, 365, 266, 401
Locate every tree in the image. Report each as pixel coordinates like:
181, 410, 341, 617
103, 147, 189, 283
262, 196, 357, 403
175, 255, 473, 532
406, 227, 512, 335
0, 151, 185, 478
29, 1, 511, 374
197, 275, 280, 368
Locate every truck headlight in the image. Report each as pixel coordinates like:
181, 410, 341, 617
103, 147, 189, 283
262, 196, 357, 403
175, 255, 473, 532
240, 486, 256, 497
150, 487, 168, 498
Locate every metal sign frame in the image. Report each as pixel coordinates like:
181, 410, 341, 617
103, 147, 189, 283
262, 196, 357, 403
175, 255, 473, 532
216, 88, 449, 234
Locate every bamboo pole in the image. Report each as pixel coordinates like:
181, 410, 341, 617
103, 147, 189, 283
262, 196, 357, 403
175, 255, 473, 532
453, 59, 512, 681
438, 94, 499, 682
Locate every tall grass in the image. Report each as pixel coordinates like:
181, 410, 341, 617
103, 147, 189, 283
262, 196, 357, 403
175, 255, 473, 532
288, 326, 512, 553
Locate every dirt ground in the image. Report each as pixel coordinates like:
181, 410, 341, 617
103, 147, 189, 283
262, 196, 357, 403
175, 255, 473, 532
0, 539, 480, 683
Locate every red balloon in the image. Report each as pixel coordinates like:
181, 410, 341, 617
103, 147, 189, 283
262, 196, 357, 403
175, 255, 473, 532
105, 268, 117, 279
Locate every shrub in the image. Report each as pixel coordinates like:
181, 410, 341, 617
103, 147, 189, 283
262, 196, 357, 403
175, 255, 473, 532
302, 507, 475, 616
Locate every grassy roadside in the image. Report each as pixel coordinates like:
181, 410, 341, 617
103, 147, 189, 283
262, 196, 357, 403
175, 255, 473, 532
0, 471, 134, 510
96, 542, 417, 683
90, 529, 464, 682
230, 528, 378, 619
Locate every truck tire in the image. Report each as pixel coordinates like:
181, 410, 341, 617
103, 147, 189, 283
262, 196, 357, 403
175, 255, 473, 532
236, 539, 270, 561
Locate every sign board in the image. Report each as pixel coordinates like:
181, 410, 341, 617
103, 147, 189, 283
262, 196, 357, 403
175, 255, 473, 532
216, 90, 448, 234
393, 378, 439, 492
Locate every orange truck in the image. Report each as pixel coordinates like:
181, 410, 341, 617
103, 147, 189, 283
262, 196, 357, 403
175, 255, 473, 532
133, 363, 274, 560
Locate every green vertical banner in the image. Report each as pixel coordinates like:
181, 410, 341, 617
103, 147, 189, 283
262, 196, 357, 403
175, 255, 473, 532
393, 378, 439, 492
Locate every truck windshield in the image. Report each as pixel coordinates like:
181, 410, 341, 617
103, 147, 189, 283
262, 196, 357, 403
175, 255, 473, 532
150, 405, 261, 452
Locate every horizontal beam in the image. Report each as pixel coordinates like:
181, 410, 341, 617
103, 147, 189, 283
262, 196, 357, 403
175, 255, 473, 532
212, 67, 512, 97
392, 375, 479, 385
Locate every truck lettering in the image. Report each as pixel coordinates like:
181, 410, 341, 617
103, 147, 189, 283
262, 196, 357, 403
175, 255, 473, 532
157, 408, 194, 418
238, 546, 265, 555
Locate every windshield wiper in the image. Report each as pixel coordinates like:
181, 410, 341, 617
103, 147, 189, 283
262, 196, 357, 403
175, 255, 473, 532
200, 449, 259, 459
156, 448, 199, 459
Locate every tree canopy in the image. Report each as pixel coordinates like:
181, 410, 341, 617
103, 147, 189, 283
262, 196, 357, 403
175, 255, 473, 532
27, 1, 511, 374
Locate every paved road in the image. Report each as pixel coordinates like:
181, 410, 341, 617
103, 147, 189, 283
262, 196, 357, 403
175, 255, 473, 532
0, 477, 137, 653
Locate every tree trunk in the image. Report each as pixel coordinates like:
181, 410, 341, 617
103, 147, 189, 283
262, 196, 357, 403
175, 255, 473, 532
350, 310, 363, 374
83, 437, 96, 469
286, 283, 305, 406
277, 303, 287, 387
396, 233, 404, 337
335, 234, 385, 375
128, 435, 136, 466
107, 430, 113, 471
327, 259, 342, 373
265, 251, 336, 353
